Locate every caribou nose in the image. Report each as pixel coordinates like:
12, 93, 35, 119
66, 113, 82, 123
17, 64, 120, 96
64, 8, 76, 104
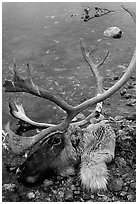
25, 175, 39, 184
17, 173, 40, 186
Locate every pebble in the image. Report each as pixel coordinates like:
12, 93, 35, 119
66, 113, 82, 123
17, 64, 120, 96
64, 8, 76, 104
127, 194, 135, 201
123, 93, 132, 99
100, 195, 111, 202
130, 76, 136, 80
2, 183, 16, 192
130, 182, 136, 189
120, 191, 128, 197
112, 196, 119, 201
83, 193, 91, 200
43, 179, 53, 187
71, 184, 76, 191
64, 189, 74, 201
58, 191, 64, 197
90, 195, 95, 199
122, 173, 130, 179
126, 99, 136, 106
120, 89, 127, 96
112, 75, 119, 80
74, 190, 81, 195
117, 130, 125, 137
27, 192, 36, 199
115, 157, 127, 167
108, 178, 123, 192
125, 113, 136, 121
127, 83, 135, 89
114, 115, 124, 121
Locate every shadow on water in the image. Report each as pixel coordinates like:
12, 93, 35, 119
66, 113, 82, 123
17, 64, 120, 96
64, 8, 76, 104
2, 2, 135, 128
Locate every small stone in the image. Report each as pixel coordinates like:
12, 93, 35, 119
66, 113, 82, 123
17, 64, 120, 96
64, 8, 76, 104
43, 179, 53, 187
83, 193, 91, 200
112, 75, 119, 80
130, 76, 136, 80
126, 99, 136, 106
127, 194, 135, 201
58, 191, 64, 197
114, 115, 124, 121
115, 157, 127, 167
101, 195, 111, 202
27, 192, 35, 199
108, 178, 123, 191
90, 195, 95, 199
112, 196, 119, 201
120, 191, 128, 197
130, 182, 136, 189
64, 189, 74, 201
2, 183, 16, 192
120, 89, 127, 96
124, 93, 132, 99
126, 113, 136, 121
74, 190, 80, 195
117, 130, 125, 137
71, 184, 76, 191
127, 83, 135, 89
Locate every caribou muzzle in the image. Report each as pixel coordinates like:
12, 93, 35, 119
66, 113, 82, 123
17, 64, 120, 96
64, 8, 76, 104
17, 132, 66, 186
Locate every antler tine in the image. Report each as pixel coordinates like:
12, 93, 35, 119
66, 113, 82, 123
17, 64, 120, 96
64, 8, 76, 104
3, 63, 74, 114
9, 100, 55, 128
80, 39, 106, 94
121, 5, 136, 23
80, 39, 108, 115
97, 51, 109, 68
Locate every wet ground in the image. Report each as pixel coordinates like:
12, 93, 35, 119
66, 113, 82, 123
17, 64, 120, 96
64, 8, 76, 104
2, 2, 136, 202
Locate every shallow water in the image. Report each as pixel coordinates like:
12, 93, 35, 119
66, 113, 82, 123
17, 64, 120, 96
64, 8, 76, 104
2, 2, 135, 128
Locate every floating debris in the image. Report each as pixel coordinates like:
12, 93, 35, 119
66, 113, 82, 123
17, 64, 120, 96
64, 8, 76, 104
45, 15, 55, 19
54, 68, 67, 71
54, 21, 59, 24
54, 57, 60, 60
118, 65, 126, 69
45, 50, 50, 54
54, 40, 60, 43
70, 13, 79, 17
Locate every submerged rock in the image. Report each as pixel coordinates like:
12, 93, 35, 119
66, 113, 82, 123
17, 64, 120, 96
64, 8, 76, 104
27, 192, 36, 199
104, 27, 122, 38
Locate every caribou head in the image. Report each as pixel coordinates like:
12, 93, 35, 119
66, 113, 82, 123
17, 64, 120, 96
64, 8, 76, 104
3, 5, 135, 192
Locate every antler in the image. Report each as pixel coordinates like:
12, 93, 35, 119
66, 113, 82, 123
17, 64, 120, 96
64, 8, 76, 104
9, 100, 55, 128
3, 5, 136, 154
